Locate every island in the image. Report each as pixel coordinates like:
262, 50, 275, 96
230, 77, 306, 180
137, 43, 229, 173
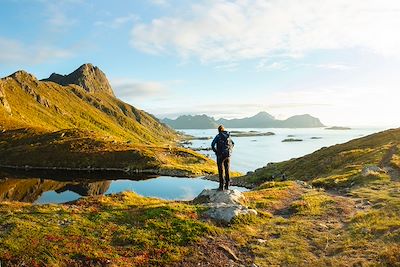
325, 126, 352, 130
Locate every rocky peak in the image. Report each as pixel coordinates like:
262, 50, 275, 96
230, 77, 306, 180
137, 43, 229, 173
43, 63, 115, 96
9, 70, 39, 83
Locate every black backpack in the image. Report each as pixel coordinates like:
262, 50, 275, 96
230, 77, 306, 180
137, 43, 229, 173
216, 132, 233, 157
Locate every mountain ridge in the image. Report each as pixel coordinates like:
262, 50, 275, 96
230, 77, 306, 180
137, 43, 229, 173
163, 112, 325, 129
0, 64, 216, 175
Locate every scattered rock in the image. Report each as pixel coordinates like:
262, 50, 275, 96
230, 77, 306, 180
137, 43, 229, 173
296, 180, 312, 189
361, 165, 386, 176
218, 244, 239, 261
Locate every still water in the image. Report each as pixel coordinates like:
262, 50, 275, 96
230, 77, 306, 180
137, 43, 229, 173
184, 127, 386, 173
0, 127, 386, 204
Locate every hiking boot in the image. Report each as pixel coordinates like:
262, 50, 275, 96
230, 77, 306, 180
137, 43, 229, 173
224, 183, 230, 190
217, 185, 224, 191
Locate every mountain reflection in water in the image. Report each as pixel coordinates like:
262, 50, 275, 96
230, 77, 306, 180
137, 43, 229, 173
0, 178, 111, 202
0, 168, 157, 203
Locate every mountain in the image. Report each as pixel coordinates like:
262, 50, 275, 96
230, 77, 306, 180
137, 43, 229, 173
276, 114, 325, 128
163, 112, 325, 129
162, 114, 219, 129
0, 64, 215, 175
217, 111, 275, 128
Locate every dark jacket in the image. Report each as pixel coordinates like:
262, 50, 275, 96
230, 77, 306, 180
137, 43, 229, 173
211, 131, 234, 156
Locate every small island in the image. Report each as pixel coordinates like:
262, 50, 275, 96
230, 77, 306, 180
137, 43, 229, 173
282, 138, 303, 142
325, 126, 352, 130
230, 130, 275, 137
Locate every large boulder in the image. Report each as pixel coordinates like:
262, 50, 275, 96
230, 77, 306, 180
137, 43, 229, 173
194, 189, 257, 223
193, 188, 246, 205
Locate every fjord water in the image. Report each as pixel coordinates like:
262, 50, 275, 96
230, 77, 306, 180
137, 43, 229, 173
0, 127, 384, 204
184, 127, 386, 173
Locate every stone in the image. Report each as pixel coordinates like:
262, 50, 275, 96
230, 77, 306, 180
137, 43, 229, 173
193, 189, 245, 205
194, 189, 257, 223
361, 165, 386, 176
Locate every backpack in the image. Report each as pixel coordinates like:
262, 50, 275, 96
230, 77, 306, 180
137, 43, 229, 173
216, 132, 233, 158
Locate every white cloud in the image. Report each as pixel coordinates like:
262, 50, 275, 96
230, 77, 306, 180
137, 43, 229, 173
111, 78, 169, 98
131, 0, 400, 62
301, 63, 355, 71
256, 59, 288, 71
0, 37, 74, 65
94, 14, 139, 29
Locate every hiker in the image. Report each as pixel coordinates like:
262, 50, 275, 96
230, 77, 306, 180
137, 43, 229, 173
211, 125, 234, 191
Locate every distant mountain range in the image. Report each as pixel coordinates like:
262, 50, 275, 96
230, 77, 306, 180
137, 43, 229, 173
162, 112, 325, 129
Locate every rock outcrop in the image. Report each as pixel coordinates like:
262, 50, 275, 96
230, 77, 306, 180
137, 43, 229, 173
0, 82, 11, 113
193, 189, 257, 223
43, 63, 115, 96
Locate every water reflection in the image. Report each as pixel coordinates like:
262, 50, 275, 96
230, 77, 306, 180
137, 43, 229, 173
0, 168, 248, 204
0, 178, 111, 203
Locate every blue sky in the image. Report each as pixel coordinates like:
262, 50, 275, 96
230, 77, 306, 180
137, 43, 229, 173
1, 0, 400, 127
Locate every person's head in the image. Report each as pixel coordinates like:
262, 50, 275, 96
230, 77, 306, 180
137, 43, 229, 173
218, 125, 225, 133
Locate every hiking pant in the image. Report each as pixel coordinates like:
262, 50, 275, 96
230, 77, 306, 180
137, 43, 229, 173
217, 155, 230, 188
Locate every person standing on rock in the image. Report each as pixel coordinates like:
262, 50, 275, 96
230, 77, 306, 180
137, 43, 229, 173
211, 125, 234, 190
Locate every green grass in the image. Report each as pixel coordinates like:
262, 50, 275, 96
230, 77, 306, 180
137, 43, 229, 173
0, 192, 218, 266
240, 128, 400, 189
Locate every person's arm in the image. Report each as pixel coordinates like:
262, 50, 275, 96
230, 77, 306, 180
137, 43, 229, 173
211, 135, 219, 153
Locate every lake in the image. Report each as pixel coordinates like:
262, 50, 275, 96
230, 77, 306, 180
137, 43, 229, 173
0, 127, 386, 204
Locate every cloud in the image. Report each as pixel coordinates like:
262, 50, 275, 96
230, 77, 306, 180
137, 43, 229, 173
94, 14, 139, 29
131, 0, 400, 62
149, 0, 169, 7
111, 78, 169, 98
214, 62, 239, 72
301, 63, 355, 71
0, 37, 74, 65
256, 59, 288, 71
44, 1, 80, 32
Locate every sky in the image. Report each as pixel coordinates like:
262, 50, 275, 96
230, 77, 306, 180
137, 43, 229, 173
1, 0, 400, 127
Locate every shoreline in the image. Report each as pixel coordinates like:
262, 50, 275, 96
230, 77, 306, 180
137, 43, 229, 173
0, 164, 207, 178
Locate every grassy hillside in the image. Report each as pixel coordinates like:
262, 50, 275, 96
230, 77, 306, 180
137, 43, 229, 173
238, 128, 400, 189
0, 66, 217, 175
0, 128, 399, 266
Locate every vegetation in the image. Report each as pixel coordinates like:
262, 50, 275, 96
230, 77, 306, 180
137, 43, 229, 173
0, 68, 217, 176
239, 128, 400, 189
1, 128, 399, 266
